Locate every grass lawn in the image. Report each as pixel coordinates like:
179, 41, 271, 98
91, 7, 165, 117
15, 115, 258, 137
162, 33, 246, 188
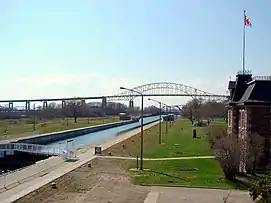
103, 117, 253, 189
128, 158, 252, 190
0, 117, 119, 140
102, 118, 213, 158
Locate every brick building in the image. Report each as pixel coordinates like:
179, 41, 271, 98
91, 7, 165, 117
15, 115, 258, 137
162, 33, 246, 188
227, 73, 271, 172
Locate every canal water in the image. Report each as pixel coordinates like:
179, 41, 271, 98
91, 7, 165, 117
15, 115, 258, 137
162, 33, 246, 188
46, 115, 161, 150
0, 116, 161, 174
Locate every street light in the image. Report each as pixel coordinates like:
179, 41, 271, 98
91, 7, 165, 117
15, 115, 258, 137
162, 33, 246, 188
169, 106, 172, 128
148, 98, 162, 144
120, 86, 144, 170
161, 103, 169, 134
33, 104, 36, 131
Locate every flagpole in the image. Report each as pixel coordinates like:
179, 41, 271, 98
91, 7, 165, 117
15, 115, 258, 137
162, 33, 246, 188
242, 10, 246, 74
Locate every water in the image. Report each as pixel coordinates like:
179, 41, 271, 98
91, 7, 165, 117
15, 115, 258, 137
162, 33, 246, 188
46, 115, 161, 150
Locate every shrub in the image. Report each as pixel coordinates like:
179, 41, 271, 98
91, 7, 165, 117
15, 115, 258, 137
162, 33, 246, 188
250, 170, 271, 203
206, 126, 240, 180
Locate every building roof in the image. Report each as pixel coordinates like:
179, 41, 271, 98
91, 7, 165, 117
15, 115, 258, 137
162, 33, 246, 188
227, 74, 271, 106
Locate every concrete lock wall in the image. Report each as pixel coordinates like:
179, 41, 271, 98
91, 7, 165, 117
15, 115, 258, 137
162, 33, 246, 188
15, 120, 138, 145
116, 118, 159, 135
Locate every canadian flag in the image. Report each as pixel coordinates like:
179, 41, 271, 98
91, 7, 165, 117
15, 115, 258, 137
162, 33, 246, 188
244, 15, 252, 27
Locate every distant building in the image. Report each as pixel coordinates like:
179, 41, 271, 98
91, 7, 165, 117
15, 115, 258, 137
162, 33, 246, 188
227, 73, 271, 172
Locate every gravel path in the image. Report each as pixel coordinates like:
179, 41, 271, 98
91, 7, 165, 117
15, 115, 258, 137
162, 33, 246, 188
14, 158, 149, 203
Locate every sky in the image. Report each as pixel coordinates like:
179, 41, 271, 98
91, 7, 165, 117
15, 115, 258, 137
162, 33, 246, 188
0, 0, 270, 108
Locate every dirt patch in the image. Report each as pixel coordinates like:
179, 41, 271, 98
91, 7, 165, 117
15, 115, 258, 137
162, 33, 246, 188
14, 158, 149, 203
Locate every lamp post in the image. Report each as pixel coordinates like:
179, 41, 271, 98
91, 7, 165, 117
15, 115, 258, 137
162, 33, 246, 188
161, 103, 168, 134
120, 86, 144, 170
148, 98, 162, 144
169, 106, 172, 128
33, 104, 36, 131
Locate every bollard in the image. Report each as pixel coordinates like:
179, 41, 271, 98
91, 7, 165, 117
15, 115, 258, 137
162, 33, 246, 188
136, 155, 139, 170
51, 182, 57, 189
193, 129, 197, 138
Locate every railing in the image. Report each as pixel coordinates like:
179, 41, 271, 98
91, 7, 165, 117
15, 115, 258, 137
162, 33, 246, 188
2, 143, 64, 156
252, 76, 271, 81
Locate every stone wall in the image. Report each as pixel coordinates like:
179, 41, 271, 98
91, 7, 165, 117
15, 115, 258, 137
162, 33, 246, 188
248, 106, 271, 166
227, 107, 238, 136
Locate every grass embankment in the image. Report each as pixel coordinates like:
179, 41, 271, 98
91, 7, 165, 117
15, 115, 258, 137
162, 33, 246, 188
0, 117, 119, 140
102, 119, 212, 158
103, 118, 250, 189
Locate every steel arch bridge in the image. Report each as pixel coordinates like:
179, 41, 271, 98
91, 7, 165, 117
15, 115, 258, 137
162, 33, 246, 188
107, 82, 229, 101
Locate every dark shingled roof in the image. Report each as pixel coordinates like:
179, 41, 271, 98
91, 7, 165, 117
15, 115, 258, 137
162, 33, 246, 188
227, 74, 271, 106
232, 74, 252, 102
237, 80, 271, 105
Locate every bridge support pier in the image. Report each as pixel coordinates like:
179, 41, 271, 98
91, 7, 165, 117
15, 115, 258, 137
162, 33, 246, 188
62, 100, 66, 108
25, 101, 30, 111
8, 102, 13, 110
81, 100, 85, 107
102, 97, 107, 108
43, 101, 48, 109
129, 100, 134, 108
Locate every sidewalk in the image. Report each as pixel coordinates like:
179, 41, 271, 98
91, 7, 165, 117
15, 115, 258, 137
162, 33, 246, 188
0, 121, 159, 203
99, 155, 215, 161
144, 186, 253, 203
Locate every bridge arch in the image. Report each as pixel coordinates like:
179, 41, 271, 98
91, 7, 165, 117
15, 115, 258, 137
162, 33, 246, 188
108, 82, 228, 101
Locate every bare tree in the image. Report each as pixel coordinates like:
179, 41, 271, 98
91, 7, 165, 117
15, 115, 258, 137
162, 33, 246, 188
207, 126, 241, 180
182, 99, 226, 123
144, 105, 160, 114
182, 99, 201, 124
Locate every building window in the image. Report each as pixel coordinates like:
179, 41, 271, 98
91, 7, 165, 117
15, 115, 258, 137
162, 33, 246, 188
239, 109, 246, 129
228, 110, 232, 127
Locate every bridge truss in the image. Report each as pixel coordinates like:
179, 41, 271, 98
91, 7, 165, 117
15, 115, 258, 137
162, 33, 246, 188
107, 82, 229, 101
0, 82, 229, 110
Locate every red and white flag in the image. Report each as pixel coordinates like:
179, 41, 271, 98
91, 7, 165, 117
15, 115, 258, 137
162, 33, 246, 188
244, 15, 252, 27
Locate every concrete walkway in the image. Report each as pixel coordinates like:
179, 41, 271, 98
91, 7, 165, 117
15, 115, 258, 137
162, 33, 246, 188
0, 121, 160, 203
99, 155, 215, 161
144, 186, 253, 203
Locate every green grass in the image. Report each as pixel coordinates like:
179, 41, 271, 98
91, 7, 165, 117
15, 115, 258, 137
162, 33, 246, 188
103, 117, 252, 189
145, 119, 212, 158
0, 117, 119, 140
129, 159, 250, 190
102, 118, 212, 158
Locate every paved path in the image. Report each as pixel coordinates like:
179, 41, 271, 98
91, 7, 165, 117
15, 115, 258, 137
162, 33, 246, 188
0, 121, 160, 203
144, 186, 253, 203
99, 155, 215, 161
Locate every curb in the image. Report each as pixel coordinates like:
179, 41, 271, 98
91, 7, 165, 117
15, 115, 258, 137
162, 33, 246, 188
139, 183, 249, 191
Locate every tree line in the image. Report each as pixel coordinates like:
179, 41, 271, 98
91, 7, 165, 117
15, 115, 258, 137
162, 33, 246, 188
0, 101, 161, 120
181, 98, 227, 124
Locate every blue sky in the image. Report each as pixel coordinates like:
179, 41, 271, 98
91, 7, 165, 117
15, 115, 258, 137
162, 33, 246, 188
0, 0, 270, 107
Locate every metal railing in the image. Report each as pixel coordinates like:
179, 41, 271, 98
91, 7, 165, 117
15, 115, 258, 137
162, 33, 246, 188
2, 143, 64, 156
252, 76, 271, 81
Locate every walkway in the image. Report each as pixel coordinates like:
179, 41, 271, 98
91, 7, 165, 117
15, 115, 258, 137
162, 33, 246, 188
99, 155, 215, 161
0, 121, 160, 203
144, 186, 253, 203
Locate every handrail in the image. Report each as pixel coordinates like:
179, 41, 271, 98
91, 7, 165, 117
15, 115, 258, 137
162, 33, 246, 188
3, 143, 64, 156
